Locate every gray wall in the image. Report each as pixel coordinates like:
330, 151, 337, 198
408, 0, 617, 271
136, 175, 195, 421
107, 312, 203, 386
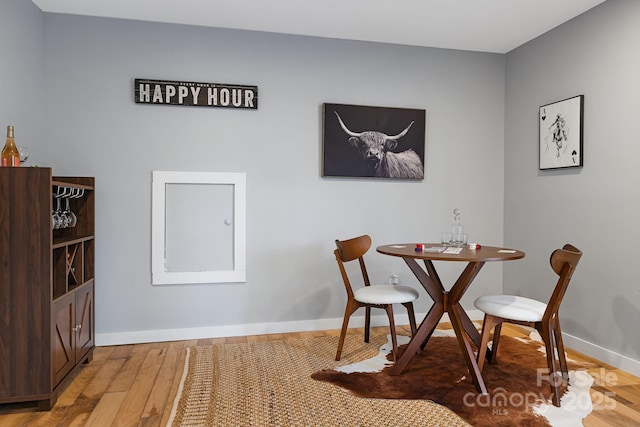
39, 15, 506, 338
7, 1, 637, 372
505, 0, 640, 365
0, 0, 43, 149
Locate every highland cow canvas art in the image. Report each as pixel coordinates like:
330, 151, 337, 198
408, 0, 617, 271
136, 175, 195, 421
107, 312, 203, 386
322, 103, 426, 180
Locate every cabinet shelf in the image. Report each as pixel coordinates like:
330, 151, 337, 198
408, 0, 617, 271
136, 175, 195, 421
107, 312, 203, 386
53, 235, 95, 249
52, 179, 94, 191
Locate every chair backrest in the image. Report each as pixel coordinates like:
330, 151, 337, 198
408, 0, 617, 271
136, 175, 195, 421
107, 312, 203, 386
544, 243, 583, 323
334, 235, 372, 298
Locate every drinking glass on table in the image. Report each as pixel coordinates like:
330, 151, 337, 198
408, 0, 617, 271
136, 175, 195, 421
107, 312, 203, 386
453, 232, 468, 247
441, 232, 452, 246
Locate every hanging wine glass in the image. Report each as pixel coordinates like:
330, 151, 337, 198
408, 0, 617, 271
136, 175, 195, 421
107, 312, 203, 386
51, 206, 57, 230
53, 195, 63, 229
61, 188, 71, 228
53, 186, 72, 229
66, 189, 78, 227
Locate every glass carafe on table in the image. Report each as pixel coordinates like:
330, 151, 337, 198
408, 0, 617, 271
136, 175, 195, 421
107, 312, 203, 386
451, 208, 467, 247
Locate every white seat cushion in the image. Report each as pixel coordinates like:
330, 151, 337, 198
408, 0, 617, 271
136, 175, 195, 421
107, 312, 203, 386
354, 285, 419, 305
474, 294, 547, 322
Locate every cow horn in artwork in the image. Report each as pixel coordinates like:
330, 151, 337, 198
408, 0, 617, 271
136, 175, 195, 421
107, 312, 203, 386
334, 112, 362, 137
386, 121, 414, 141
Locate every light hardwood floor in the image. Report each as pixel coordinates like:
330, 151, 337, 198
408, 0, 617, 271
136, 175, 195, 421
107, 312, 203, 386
0, 324, 638, 426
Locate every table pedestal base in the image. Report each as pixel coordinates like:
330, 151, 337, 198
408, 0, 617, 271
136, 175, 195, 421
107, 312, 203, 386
390, 258, 488, 395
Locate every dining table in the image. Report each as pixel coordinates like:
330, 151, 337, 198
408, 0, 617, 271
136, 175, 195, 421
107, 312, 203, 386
376, 243, 525, 394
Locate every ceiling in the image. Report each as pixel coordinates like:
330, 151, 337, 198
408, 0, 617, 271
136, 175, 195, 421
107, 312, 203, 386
31, 0, 606, 54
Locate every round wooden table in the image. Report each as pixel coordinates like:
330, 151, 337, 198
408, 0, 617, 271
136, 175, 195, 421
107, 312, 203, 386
377, 244, 525, 394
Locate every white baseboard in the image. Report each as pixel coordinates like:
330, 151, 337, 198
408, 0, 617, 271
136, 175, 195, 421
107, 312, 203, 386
96, 309, 640, 378
96, 310, 482, 346
561, 333, 640, 378
96, 312, 433, 346
95, 310, 465, 346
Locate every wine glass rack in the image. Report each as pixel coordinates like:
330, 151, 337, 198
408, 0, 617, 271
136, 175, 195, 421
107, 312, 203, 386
52, 179, 95, 300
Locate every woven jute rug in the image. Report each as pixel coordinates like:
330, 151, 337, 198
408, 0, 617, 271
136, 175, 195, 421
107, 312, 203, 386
166, 334, 471, 426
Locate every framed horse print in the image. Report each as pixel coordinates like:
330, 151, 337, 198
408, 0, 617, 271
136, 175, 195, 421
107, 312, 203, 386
539, 95, 584, 170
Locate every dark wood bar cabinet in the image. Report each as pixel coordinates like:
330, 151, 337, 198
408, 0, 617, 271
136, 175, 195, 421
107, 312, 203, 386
0, 167, 95, 410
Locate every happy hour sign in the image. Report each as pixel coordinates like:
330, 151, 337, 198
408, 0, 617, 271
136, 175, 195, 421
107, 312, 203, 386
135, 78, 258, 110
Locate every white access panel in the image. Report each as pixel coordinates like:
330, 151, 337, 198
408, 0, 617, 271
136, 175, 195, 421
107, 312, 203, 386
152, 171, 246, 285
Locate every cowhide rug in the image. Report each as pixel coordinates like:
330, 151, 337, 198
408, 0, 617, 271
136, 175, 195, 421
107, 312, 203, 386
312, 330, 596, 427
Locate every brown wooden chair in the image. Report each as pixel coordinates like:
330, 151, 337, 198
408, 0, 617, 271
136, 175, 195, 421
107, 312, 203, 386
334, 235, 418, 361
474, 244, 582, 406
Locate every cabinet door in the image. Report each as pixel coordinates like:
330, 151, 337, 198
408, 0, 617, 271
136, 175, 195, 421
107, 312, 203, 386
75, 283, 94, 361
53, 293, 75, 385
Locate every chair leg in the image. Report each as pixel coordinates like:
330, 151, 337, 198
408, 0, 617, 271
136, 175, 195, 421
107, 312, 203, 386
553, 321, 569, 381
364, 306, 371, 343
539, 323, 562, 407
335, 301, 358, 361
403, 302, 417, 336
477, 315, 500, 373
401, 302, 421, 355
489, 322, 503, 364
384, 304, 398, 361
